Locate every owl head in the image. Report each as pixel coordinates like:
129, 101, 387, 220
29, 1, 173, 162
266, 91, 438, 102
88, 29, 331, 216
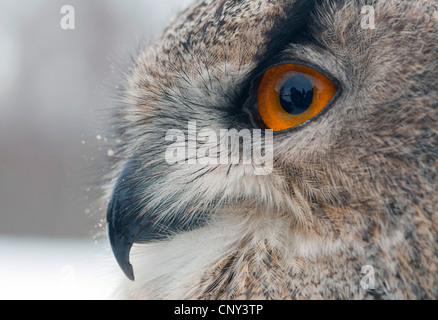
105, 0, 438, 299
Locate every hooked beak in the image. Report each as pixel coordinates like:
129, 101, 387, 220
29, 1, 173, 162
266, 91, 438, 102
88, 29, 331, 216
106, 159, 137, 281
106, 157, 209, 281
106, 159, 167, 281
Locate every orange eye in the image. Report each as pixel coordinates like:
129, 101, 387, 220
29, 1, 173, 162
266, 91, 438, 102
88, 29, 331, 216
257, 63, 338, 132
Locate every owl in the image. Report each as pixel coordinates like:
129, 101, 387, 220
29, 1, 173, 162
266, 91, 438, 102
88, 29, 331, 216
104, 0, 438, 299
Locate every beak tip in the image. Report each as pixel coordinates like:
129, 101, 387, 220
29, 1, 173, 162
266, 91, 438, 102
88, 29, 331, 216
107, 222, 136, 281
112, 240, 136, 281
122, 263, 135, 281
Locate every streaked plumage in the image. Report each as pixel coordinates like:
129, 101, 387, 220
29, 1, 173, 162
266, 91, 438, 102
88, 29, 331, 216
104, 0, 438, 299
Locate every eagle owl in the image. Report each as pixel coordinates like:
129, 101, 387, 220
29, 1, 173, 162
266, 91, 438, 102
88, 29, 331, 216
104, 0, 438, 299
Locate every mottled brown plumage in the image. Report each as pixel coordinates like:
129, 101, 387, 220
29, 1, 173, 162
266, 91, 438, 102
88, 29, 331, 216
105, 0, 438, 299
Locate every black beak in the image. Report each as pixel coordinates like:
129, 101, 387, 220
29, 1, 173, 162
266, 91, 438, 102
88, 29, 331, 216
106, 157, 209, 281
106, 159, 138, 281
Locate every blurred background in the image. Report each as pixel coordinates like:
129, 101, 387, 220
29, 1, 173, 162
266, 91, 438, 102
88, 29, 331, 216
0, 0, 194, 299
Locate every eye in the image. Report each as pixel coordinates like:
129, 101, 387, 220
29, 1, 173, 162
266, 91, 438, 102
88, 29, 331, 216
257, 63, 338, 132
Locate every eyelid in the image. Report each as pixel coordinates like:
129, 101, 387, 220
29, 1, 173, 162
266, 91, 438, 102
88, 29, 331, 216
255, 60, 340, 89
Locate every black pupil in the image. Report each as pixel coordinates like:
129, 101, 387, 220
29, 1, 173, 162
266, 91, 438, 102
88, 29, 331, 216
279, 75, 313, 115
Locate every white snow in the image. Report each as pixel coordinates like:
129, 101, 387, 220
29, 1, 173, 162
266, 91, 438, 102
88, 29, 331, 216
107, 149, 115, 157
0, 236, 119, 300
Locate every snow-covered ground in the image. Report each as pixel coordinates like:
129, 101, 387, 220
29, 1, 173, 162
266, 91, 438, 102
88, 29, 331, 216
0, 236, 119, 300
